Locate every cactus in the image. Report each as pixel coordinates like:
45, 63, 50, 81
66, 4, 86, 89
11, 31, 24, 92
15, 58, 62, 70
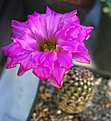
56, 67, 95, 114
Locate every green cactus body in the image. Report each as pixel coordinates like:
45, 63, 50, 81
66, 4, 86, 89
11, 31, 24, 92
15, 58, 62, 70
56, 67, 94, 114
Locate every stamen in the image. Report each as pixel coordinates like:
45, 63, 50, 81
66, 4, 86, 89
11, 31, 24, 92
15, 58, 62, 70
40, 42, 56, 52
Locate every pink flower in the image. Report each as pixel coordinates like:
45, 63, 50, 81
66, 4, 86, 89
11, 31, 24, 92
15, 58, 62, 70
2, 7, 93, 88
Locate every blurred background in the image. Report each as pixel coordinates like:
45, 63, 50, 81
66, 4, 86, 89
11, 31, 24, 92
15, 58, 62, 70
0, 0, 111, 121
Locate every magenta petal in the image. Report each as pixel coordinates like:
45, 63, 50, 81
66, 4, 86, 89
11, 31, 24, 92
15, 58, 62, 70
48, 76, 63, 88
46, 12, 62, 37
57, 50, 73, 69
43, 51, 57, 70
56, 25, 80, 42
5, 52, 37, 71
1, 42, 27, 57
73, 52, 90, 63
33, 51, 48, 65
12, 20, 27, 38
61, 10, 80, 24
5, 53, 29, 69
2, 43, 14, 56
7, 52, 39, 71
30, 11, 40, 17
46, 6, 57, 15
56, 24, 93, 43
72, 43, 90, 63
33, 65, 50, 80
5, 53, 35, 70
62, 10, 77, 19
15, 34, 38, 51
5, 57, 16, 69
19, 53, 38, 71
64, 26, 80, 40
57, 41, 78, 52
77, 42, 89, 53
78, 26, 94, 41
48, 61, 66, 88
5, 57, 17, 69
27, 13, 47, 39
17, 66, 26, 76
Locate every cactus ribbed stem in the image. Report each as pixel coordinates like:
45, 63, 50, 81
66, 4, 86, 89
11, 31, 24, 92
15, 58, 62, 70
56, 67, 95, 114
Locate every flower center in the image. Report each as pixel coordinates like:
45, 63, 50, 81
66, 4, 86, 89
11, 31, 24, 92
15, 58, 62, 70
43, 43, 55, 52
40, 42, 56, 52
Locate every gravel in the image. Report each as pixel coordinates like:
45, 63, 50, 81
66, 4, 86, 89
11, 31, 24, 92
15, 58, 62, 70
29, 71, 111, 121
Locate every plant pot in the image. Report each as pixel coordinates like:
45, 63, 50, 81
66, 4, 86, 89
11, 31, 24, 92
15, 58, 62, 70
27, 65, 111, 121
